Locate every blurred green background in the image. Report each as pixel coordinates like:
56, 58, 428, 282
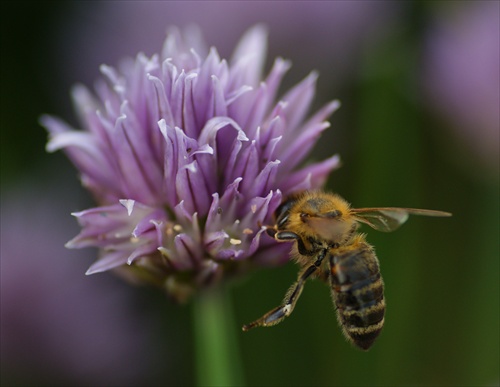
1, 1, 498, 386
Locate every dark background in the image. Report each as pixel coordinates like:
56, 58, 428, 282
2, 1, 498, 386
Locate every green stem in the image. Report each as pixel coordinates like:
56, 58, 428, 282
193, 286, 245, 387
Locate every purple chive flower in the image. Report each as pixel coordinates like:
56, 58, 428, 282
41, 25, 340, 302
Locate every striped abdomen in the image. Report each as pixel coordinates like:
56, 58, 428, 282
329, 244, 385, 350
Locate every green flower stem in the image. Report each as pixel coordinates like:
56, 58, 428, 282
193, 286, 245, 387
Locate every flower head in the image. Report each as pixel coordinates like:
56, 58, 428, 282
41, 25, 340, 302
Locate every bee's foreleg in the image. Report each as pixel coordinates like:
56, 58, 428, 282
274, 231, 300, 241
242, 262, 320, 331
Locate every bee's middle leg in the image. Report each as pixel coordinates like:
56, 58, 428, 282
241, 265, 316, 331
242, 249, 327, 331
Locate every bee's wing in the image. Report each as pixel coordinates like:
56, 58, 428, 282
351, 208, 452, 233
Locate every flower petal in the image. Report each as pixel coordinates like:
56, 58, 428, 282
86, 250, 129, 275
281, 71, 318, 134
206, 178, 243, 231
147, 74, 175, 129
41, 115, 120, 198
247, 160, 280, 198
174, 233, 201, 268
205, 230, 230, 256
280, 154, 341, 193
235, 141, 260, 194
111, 110, 162, 204
243, 190, 283, 227
127, 242, 158, 265
198, 116, 248, 182
279, 121, 331, 171
230, 24, 268, 88
176, 160, 211, 216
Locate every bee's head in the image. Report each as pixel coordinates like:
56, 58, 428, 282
277, 192, 356, 243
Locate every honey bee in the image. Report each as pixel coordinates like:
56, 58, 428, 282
242, 191, 451, 350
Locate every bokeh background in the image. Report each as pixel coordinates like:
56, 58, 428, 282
1, 1, 498, 386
